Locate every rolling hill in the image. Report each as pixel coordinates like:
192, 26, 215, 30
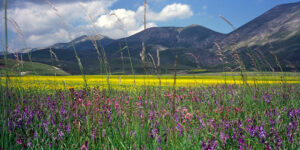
0, 59, 70, 76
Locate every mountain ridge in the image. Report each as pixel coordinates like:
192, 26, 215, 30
3, 2, 300, 74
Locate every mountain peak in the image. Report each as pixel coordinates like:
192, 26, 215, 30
71, 34, 111, 44
275, 1, 300, 8
224, 1, 300, 48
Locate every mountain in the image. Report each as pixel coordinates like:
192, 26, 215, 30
217, 2, 300, 71
222, 2, 300, 47
104, 25, 226, 68
37, 35, 116, 51
123, 24, 225, 48
4, 2, 300, 74
13, 25, 224, 74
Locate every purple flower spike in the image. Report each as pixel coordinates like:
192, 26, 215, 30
27, 141, 33, 147
157, 135, 161, 144
58, 129, 64, 138
220, 131, 229, 144
201, 141, 206, 150
91, 128, 95, 140
66, 124, 71, 133
248, 125, 257, 137
212, 141, 218, 149
16, 138, 22, 145
295, 108, 300, 115
34, 131, 37, 139
81, 141, 88, 150
177, 124, 183, 136
263, 93, 271, 103
258, 126, 266, 142
289, 109, 295, 118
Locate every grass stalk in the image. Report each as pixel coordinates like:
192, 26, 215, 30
44, 0, 88, 90
79, 4, 111, 89
97, 40, 111, 90
171, 55, 178, 143
118, 41, 125, 74
156, 50, 161, 87
219, 15, 247, 85
139, 0, 148, 87
2, 0, 9, 148
110, 13, 136, 85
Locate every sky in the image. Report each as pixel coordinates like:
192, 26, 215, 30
0, 0, 299, 51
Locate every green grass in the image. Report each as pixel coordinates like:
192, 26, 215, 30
0, 59, 71, 76
1, 81, 299, 149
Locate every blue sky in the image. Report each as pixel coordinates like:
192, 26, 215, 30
0, 0, 299, 50
111, 0, 299, 33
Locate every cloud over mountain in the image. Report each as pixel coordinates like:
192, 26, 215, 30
2, 0, 193, 50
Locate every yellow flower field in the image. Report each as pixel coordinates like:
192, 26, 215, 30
2, 73, 300, 91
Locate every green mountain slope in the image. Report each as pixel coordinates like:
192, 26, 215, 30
0, 59, 70, 76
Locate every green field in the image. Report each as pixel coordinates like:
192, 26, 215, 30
0, 59, 70, 76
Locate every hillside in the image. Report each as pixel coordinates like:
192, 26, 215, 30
0, 59, 70, 76
216, 2, 300, 71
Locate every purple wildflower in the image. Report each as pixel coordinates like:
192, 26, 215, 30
16, 138, 22, 145
248, 125, 256, 137
276, 134, 282, 146
99, 119, 102, 127
91, 128, 95, 140
177, 123, 183, 136
212, 140, 218, 149
149, 111, 154, 119
238, 137, 245, 147
8, 121, 12, 129
201, 141, 206, 150
175, 114, 179, 122
258, 126, 266, 142
34, 131, 37, 139
66, 124, 71, 133
157, 135, 161, 144
58, 129, 64, 138
27, 141, 33, 147
289, 109, 295, 118
286, 122, 294, 143
59, 122, 63, 128
81, 141, 88, 150
263, 93, 271, 103
220, 131, 229, 144
295, 108, 300, 115
43, 121, 49, 133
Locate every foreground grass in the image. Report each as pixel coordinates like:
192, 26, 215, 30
0, 73, 299, 149
0, 83, 299, 149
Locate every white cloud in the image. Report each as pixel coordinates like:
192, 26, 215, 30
95, 8, 157, 38
96, 9, 137, 30
94, 3, 193, 38
26, 29, 69, 48
6, 1, 193, 49
6, 0, 115, 49
146, 3, 194, 21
